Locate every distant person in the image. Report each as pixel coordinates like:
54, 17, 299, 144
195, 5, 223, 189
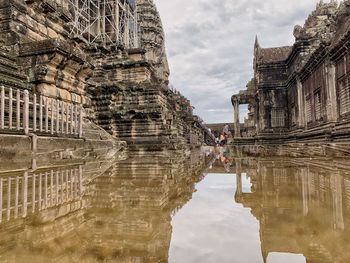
223, 124, 231, 137
220, 132, 227, 146
220, 124, 231, 146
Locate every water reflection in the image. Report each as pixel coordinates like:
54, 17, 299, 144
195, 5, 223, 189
1, 150, 350, 262
0, 151, 211, 262
234, 158, 350, 263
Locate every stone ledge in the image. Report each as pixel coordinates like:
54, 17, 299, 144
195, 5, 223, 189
19, 38, 89, 64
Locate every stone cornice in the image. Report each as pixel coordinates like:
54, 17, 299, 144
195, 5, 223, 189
19, 39, 90, 64
298, 44, 329, 82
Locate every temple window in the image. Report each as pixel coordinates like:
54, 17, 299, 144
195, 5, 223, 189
338, 76, 350, 116
306, 96, 312, 123
314, 90, 322, 121
290, 103, 296, 126
271, 108, 285, 128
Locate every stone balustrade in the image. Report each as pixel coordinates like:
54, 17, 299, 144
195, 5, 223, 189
0, 86, 83, 138
0, 165, 83, 223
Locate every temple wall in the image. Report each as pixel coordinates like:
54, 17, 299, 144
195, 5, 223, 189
335, 51, 350, 120
0, 0, 213, 151
258, 89, 288, 131
87, 0, 214, 150
0, 0, 92, 105
302, 62, 328, 127
231, 1, 350, 151
287, 80, 298, 128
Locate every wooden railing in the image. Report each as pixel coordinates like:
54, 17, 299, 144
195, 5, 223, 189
0, 86, 83, 137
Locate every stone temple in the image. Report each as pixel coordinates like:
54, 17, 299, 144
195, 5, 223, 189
0, 0, 214, 156
231, 1, 350, 156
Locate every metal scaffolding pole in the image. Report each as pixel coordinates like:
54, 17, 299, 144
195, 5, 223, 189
68, 0, 139, 48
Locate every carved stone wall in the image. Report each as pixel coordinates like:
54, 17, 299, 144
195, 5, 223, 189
88, 0, 213, 150
137, 0, 170, 84
0, 0, 212, 150
231, 1, 350, 148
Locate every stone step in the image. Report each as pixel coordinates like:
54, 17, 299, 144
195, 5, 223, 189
0, 49, 27, 89
0, 63, 27, 81
0, 72, 27, 89
0, 54, 18, 71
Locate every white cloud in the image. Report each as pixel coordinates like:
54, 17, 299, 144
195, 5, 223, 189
153, 0, 323, 123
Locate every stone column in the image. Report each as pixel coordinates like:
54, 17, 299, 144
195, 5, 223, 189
258, 91, 265, 130
22, 172, 28, 218
44, 172, 48, 207
38, 174, 42, 210
300, 168, 309, 216
331, 173, 344, 230
7, 177, 11, 221
297, 78, 306, 128
235, 159, 242, 197
233, 100, 241, 138
255, 100, 260, 134
32, 175, 36, 212
0, 178, 2, 223
14, 176, 19, 218
326, 62, 338, 122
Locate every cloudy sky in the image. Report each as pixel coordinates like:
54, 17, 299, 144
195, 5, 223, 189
153, 0, 323, 124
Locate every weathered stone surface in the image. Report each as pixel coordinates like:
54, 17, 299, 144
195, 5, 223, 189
232, 1, 350, 150
137, 0, 170, 84
87, 0, 214, 150
0, 0, 213, 151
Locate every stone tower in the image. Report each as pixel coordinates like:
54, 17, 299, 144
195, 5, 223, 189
137, 0, 170, 84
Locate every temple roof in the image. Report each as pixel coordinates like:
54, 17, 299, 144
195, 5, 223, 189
258, 46, 293, 64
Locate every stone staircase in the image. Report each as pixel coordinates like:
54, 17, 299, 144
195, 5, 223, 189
0, 48, 27, 89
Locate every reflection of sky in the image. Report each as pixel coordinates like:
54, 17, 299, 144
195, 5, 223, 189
268, 253, 306, 263
169, 173, 262, 263
242, 173, 252, 194
169, 173, 306, 263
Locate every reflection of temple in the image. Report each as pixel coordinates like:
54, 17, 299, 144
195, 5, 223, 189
0, 158, 114, 262
0, 152, 210, 262
0, 165, 83, 223
80, 152, 208, 262
235, 158, 350, 263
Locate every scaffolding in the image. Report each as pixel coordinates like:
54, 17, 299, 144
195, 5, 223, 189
69, 0, 139, 48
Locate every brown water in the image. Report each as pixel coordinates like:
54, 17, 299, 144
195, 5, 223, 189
0, 149, 350, 263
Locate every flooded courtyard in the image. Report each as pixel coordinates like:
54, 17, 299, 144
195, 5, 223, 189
0, 148, 349, 263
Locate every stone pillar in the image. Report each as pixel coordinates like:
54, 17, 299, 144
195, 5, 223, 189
32, 175, 36, 212
300, 168, 309, 216
56, 171, 59, 205
258, 91, 265, 130
60, 171, 64, 203
50, 171, 54, 206
235, 159, 242, 196
326, 62, 338, 122
0, 178, 2, 223
44, 172, 48, 207
331, 173, 344, 230
14, 176, 19, 218
22, 172, 28, 218
255, 99, 260, 134
233, 100, 241, 138
38, 174, 42, 210
79, 165, 83, 196
297, 78, 306, 128
7, 178, 11, 221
